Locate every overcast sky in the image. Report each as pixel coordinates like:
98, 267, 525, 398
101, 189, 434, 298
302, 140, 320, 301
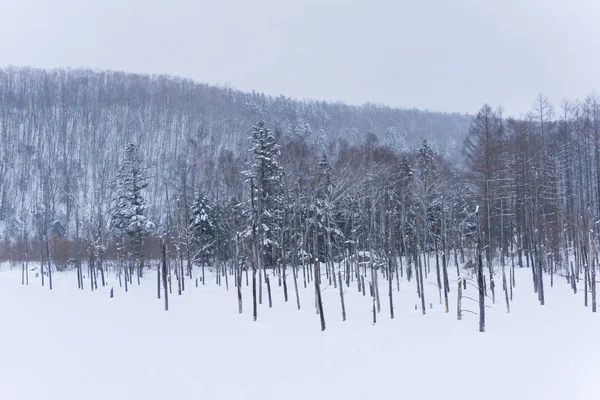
1, 0, 599, 116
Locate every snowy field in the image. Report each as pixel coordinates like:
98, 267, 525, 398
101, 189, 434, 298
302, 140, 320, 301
1, 261, 598, 400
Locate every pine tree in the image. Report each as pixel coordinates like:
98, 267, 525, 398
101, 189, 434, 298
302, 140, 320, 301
189, 191, 215, 266
397, 156, 415, 263
416, 140, 441, 243
312, 154, 342, 262
244, 121, 284, 267
110, 143, 155, 276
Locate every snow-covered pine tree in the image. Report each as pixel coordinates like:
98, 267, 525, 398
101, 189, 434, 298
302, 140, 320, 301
398, 156, 415, 259
312, 154, 342, 262
189, 190, 215, 266
244, 121, 284, 267
416, 139, 441, 240
110, 143, 155, 277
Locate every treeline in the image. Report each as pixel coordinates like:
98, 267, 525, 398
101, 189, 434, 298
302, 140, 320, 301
2, 67, 600, 317
0, 66, 469, 256
464, 95, 600, 307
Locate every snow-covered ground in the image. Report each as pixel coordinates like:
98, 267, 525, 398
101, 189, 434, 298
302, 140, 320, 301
0, 261, 598, 400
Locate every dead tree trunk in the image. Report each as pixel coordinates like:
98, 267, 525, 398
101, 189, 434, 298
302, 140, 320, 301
293, 263, 301, 310
338, 271, 346, 321
266, 274, 272, 308
236, 234, 243, 314
46, 237, 53, 290
388, 258, 394, 319
457, 278, 463, 320
157, 259, 161, 299
161, 239, 169, 311
314, 238, 326, 331
251, 178, 258, 321
476, 208, 485, 332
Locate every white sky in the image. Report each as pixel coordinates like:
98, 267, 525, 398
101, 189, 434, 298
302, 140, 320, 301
1, 0, 599, 116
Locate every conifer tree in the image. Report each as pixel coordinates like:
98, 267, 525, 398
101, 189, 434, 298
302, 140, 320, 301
189, 190, 215, 266
110, 143, 155, 276
311, 154, 342, 262
244, 121, 284, 267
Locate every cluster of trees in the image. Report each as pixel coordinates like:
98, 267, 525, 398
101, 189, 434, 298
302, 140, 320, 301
464, 95, 600, 311
0, 66, 469, 262
2, 66, 600, 329
90, 121, 473, 326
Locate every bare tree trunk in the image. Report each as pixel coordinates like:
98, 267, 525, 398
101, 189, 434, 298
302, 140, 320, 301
501, 199, 510, 313
372, 260, 381, 313
266, 274, 272, 308
24, 232, 29, 285
252, 265, 258, 321
314, 238, 326, 331
180, 245, 185, 292
293, 263, 301, 310
175, 254, 182, 295
99, 257, 105, 287
457, 278, 463, 320
281, 216, 288, 302
441, 197, 450, 313
388, 259, 394, 319
372, 282, 377, 324
46, 237, 52, 290
476, 208, 485, 332
161, 239, 169, 311
591, 233, 597, 313
435, 241, 442, 305
338, 270, 346, 321
157, 259, 161, 299
251, 178, 258, 321
237, 263, 243, 314
417, 240, 426, 315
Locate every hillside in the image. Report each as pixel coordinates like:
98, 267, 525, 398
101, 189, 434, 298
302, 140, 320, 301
0, 66, 471, 246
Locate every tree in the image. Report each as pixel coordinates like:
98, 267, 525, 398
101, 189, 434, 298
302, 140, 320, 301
189, 190, 215, 266
244, 121, 285, 268
463, 104, 505, 245
110, 143, 155, 277
311, 154, 341, 262
463, 104, 505, 302
416, 140, 441, 238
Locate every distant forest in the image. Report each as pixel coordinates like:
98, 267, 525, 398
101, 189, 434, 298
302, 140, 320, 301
2, 67, 600, 312
0, 66, 468, 255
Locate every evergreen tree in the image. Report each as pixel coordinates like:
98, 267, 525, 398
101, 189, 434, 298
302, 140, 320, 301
415, 140, 441, 243
110, 143, 155, 275
244, 121, 284, 267
397, 156, 415, 252
189, 191, 215, 265
311, 154, 342, 261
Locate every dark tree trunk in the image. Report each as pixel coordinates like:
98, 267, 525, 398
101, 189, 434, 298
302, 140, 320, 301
338, 270, 346, 321
161, 239, 169, 311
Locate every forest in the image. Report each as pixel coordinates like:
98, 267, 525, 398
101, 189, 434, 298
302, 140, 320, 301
1, 67, 600, 331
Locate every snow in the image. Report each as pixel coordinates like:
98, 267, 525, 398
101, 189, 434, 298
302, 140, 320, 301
0, 262, 598, 400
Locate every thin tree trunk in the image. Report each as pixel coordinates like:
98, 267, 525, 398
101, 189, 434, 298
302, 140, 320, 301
46, 237, 52, 290
388, 259, 394, 319
157, 259, 161, 299
336, 270, 346, 321
476, 208, 485, 332
161, 239, 169, 311
293, 264, 301, 310
314, 243, 326, 331
457, 278, 463, 320
266, 274, 272, 308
